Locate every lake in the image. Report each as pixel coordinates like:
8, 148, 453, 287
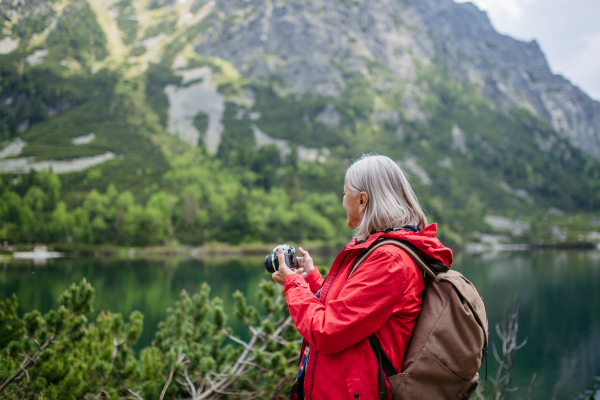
1, 249, 599, 399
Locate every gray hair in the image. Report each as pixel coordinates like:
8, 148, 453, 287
345, 154, 428, 242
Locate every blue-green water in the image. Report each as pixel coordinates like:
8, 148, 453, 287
1, 250, 599, 399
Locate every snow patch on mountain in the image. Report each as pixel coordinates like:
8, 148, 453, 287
484, 215, 530, 236
72, 132, 96, 145
0, 138, 27, 159
0, 37, 19, 54
451, 124, 467, 154
437, 157, 453, 169
164, 67, 225, 152
251, 124, 330, 163
398, 157, 432, 185
0, 152, 119, 174
315, 104, 341, 127
26, 49, 48, 66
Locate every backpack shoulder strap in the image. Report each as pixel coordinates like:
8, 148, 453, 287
349, 239, 443, 279
352, 239, 449, 399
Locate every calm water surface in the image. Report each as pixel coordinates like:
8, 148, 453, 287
1, 250, 599, 399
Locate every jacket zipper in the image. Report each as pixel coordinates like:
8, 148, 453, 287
306, 250, 353, 400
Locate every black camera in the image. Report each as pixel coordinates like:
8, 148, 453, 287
265, 244, 298, 273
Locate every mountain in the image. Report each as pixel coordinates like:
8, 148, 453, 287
195, 0, 600, 159
411, 0, 600, 160
0, 0, 599, 249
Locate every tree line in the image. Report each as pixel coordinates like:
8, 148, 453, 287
0, 166, 348, 247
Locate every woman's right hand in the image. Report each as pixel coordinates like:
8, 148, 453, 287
297, 247, 315, 278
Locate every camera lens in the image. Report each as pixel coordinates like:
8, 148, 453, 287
265, 254, 278, 273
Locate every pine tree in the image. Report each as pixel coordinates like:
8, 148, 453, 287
1, 279, 299, 399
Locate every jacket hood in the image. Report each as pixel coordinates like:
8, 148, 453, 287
347, 223, 454, 267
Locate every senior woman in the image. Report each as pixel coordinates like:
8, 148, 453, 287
272, 154, 453, 400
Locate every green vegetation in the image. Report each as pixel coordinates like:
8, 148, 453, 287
113, 0, 139, 46
3, 65, 600, 248
2, 2, 599, 399
244, 71, 600, 247
0, 156, 347, 246
142, 19, 177, 40
145, 61, 183, 128
396, 70, 600, 245
0, 0, 109, 141
2, 275, 598, 399
0, 279, 297, 399
193, 111, 209, 139
3, 57, 600, 249
46, 1, 110, 64
416, 71, 600, 212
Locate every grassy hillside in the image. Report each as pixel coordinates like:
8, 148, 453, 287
1, 0, 599, 249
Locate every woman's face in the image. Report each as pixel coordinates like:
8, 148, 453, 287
343, 180, 368, 228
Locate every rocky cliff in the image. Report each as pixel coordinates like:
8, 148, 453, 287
411, 0, 600, 159
194, 0, 600, 159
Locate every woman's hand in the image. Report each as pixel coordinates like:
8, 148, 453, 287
297, 247, 315, 278
272, 247, 315, 285
272, 247, 296, 285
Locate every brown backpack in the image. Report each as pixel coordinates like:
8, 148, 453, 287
350, 239, 489, 400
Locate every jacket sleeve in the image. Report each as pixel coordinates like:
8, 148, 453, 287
283, 248, 406, 354
304, 267, 324, 294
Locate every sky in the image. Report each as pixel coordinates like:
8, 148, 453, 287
455, 0, 600, 101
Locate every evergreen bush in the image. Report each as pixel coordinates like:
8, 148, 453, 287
0, 279, 298, 399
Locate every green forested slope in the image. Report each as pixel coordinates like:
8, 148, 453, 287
1, 0, 599, 249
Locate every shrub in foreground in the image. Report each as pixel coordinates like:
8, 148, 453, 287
0, 279, 298, 399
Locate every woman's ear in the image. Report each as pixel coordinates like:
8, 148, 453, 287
359, 191, 369, 208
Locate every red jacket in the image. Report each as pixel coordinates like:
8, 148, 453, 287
283, 224, 453, 400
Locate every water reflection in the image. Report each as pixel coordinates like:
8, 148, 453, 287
455, 250, 600, 399
0, 255, 286, 351
1, 250, 599, 399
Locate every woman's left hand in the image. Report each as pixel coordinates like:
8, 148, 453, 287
272, 247, 298, 285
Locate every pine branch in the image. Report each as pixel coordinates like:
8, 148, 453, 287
126, 388, 145, 400
160, 363, 176, 400
194, 286, 292, 399
182, 364, 197, 400
93, 337, 127, 400
0, 335, 54, 393
525, 373, 537, 400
